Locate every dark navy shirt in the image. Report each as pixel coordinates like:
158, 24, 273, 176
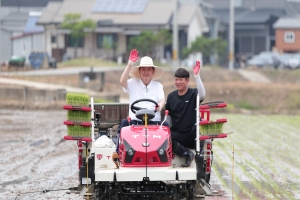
165, 88, 203, 133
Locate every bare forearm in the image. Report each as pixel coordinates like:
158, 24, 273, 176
120, 64, 132, 89
158, 99, 165, 112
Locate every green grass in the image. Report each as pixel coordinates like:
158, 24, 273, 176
287, 93, 300, 110
235, 101, 257, 110
67, 110, 90, 122
67, 125, 91, 137
66, 92, 89, 106
94, 98, 110, 103
58, 57, 119, 67
58, 57, 174, 68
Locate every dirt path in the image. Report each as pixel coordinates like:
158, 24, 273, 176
237, 69, 271, 83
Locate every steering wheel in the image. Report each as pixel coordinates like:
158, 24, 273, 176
130, 98, 158, 114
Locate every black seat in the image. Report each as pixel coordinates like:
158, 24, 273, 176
135, 109, 155, 121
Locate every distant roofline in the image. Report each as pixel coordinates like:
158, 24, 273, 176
11, 31, 44, 40
1, 0, 63, 7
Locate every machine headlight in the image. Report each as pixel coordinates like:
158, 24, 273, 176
124, 139, 135, 163
156, 139, 168, 162
158, 148, 165, 155
128, 148, 134, 156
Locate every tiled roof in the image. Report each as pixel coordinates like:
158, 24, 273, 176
273, 17, 300, 28
37, 0, 208, 29
213, 9, 285, 24
23, 16, 44, 34
2, 12, 29, 21
1, 0, 63, 7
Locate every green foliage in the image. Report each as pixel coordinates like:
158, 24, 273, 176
60, 13, 96, 47
182, 36, 227, 59
236, 101, 257, 110
66, 92, 90, 106
128, 30, 172, 56
200, 122, 224, 135
66, 92, 91, 137
67, 110, 90, 121
67, 125, 91, 137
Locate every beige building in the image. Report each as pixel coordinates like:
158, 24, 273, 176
37, 0, 209, 62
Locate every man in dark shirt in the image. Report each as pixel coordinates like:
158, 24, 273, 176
165, 61, 206, 167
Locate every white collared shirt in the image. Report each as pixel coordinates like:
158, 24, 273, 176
123, 78, 165, 121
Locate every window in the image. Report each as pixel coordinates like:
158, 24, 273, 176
284, 31, 295, 43
97, 34, 117, 49
65, 35, 84, 47
51, 36, 56, 44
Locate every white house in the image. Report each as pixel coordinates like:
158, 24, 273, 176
0, 0, 61, 64
11, 12, 45, 65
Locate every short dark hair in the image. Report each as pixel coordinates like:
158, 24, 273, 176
174, 68, 190, 78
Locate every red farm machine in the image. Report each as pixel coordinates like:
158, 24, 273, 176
63, 95, 231, 200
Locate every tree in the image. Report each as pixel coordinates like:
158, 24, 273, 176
182, 36, 227, 65
60, 13, 96, 58
127, 30, 172, 60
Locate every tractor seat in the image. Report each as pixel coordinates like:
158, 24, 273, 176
135, 109, 155, 121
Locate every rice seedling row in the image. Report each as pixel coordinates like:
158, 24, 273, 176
210, 114, 300, 199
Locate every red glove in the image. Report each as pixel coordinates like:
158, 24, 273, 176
128, 49, 139, 65
193, 60, 201, 76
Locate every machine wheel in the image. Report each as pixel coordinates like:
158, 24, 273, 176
188, 187, 197, 200
205, 151, 213, 184
95, 185, 106, 200
205, 173, 211, 184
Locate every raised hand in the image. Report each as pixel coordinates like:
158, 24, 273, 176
128, 49, 139, 65
193, 60, 201, 75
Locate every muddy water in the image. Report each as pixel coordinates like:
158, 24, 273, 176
0, 110, 81, 200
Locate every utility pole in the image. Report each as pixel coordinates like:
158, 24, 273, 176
172, 0, 179, 72
0, 0, 2, 71
229, 0, 235, 71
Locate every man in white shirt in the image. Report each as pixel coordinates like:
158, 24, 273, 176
116, 49, 168, 153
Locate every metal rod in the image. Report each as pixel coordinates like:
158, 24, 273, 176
91, 97, 95, 154
86, 142, 89, 200
0, 0, 2, 69
232, 144, 234, 199
172, 0, 179, 71
229, 0, 235, 71
196, 94, 200, 152
145, 113, 148, 179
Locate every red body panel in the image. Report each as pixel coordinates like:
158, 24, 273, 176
119, 125, 172, 167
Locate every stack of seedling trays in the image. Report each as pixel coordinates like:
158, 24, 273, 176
63, 93, 92, 142
199, 101, 228, 140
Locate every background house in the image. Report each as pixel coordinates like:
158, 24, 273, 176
208, 0, 300, 59
10, 12, 45, 65
0, 0, 63, 64
37, 0, 209, 62
273, 17, 300, 53
209, 0, 285, 58
1, 12, 28, 64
